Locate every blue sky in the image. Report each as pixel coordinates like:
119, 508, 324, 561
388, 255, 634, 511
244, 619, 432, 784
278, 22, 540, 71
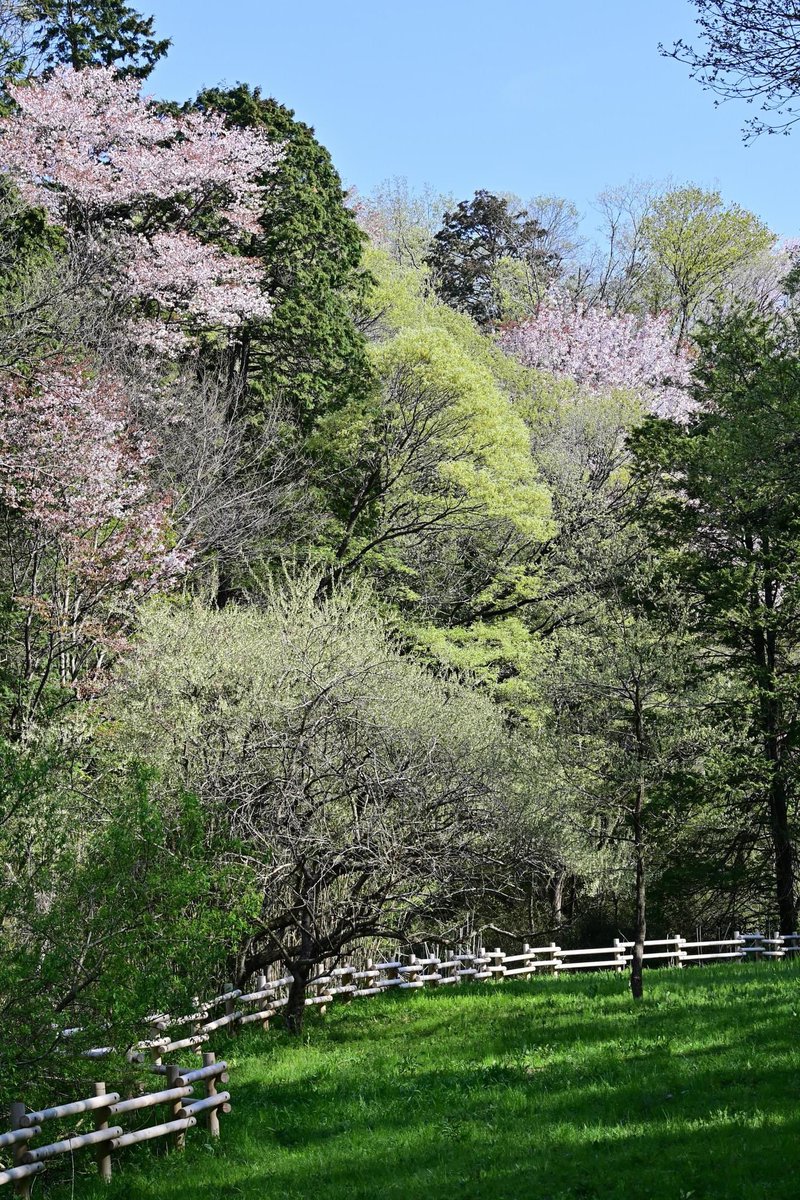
145, 0, 799, 241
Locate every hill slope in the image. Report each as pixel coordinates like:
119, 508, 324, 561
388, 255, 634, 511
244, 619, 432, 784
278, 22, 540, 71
53, 963, 800, 1200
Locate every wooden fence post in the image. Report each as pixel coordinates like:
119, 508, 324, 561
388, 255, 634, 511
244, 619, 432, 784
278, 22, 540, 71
224, 985, 238, 1036
165, 1065, 185, 1152
675, 934, 686, 967
93, 1082, 112, 1183
10, 1102, 30, 1199
667, 933, 676, 967
254, 974, 271, 1028
202, 1052, 221, 1139
489, 948, 505, 982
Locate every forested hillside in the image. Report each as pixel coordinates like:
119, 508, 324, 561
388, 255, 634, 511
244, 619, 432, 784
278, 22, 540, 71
1, 0, 800, 1106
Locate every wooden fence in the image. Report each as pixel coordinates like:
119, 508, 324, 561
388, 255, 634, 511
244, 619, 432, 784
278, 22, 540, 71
6, 929, 796, 1191
68, 930, 800, 1059
0, 1054, 229, 1194
119, 929, 800, 1050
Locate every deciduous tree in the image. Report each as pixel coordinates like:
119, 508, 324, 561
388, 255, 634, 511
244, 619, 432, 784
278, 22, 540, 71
114, 580, 516, 1033
0, 359, 186, 731
499, 291, 693, 419
1, 65, 279, 353
662, 1, 800, 141
640, 186, 773, 340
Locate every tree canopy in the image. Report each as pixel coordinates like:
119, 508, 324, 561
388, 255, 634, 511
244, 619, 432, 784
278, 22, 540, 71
663, 1, 800, 140
1, 14, 799, 1098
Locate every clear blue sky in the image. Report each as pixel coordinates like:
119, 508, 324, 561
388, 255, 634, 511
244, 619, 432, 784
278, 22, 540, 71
145, 0, 799, 240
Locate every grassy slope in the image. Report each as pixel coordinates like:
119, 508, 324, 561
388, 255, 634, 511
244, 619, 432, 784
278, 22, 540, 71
52, 963, 800, 1200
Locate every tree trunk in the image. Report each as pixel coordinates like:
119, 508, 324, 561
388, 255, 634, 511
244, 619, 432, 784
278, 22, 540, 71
285, 962, 311, 1036
65, 0, 81, 70
753, 604, 796, 933
631, 828, 646, 1001
768, 753, 796, 934
550, 868, 565, 930
631, 690, 647, 1002
565, 874, 577, 924
215, 568, 237, 609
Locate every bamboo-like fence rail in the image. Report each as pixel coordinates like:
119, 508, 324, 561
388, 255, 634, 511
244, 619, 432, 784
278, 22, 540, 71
0, 1054, 229, 1194
63, 929, 800, 1063
6, 930, 795, 1192
110, 929, 800, 1054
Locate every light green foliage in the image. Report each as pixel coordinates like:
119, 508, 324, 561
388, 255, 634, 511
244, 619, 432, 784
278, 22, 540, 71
111, 579, 523, 1010
307, 248, 554, 690
413, 615, 542, 712
119, 580, 506, 770
370, 327, 547, 538
492, 254, 540, 322
50, 964, 800, 1200
641, 186, 774, 338
364, 244, 543, 403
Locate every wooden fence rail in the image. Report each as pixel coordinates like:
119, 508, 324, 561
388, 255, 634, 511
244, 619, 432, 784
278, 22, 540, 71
48, 930, 799, 1073
109, 928, 800, 1061
7, 930, 798, 1191
0, 1054, 229, 1194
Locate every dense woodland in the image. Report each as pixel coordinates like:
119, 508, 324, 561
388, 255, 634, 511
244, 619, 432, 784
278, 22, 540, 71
2, 0, 800, 1103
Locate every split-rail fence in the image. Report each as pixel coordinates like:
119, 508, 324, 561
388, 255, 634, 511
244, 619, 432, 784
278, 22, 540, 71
3, 929, 796, 1192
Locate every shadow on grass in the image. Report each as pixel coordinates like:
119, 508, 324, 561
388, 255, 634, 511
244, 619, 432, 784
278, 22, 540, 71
48, 963, 800, 1200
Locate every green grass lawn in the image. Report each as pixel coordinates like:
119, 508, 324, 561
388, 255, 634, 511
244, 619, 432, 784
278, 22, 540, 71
50, 962, 800, 1200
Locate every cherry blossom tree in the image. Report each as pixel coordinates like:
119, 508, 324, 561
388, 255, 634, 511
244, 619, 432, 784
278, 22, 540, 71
0, 65, 279, 352
499, 291, 693, 420
0, 359, 188, 731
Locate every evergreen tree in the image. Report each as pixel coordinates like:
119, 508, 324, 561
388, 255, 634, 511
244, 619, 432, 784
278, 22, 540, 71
19, 0, 168, 77
632, 307, 800, 932
425, 189, 556, 328
194, 84, 374, 432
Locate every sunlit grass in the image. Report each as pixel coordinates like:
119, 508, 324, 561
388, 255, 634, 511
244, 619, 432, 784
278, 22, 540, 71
51, 962, 800, 1199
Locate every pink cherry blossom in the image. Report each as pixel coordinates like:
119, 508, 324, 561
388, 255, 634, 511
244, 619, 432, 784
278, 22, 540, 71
500, 291, 693, 421
123, 231, 274, 349
0, 361, 189, 706
0, 66, 279, 352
